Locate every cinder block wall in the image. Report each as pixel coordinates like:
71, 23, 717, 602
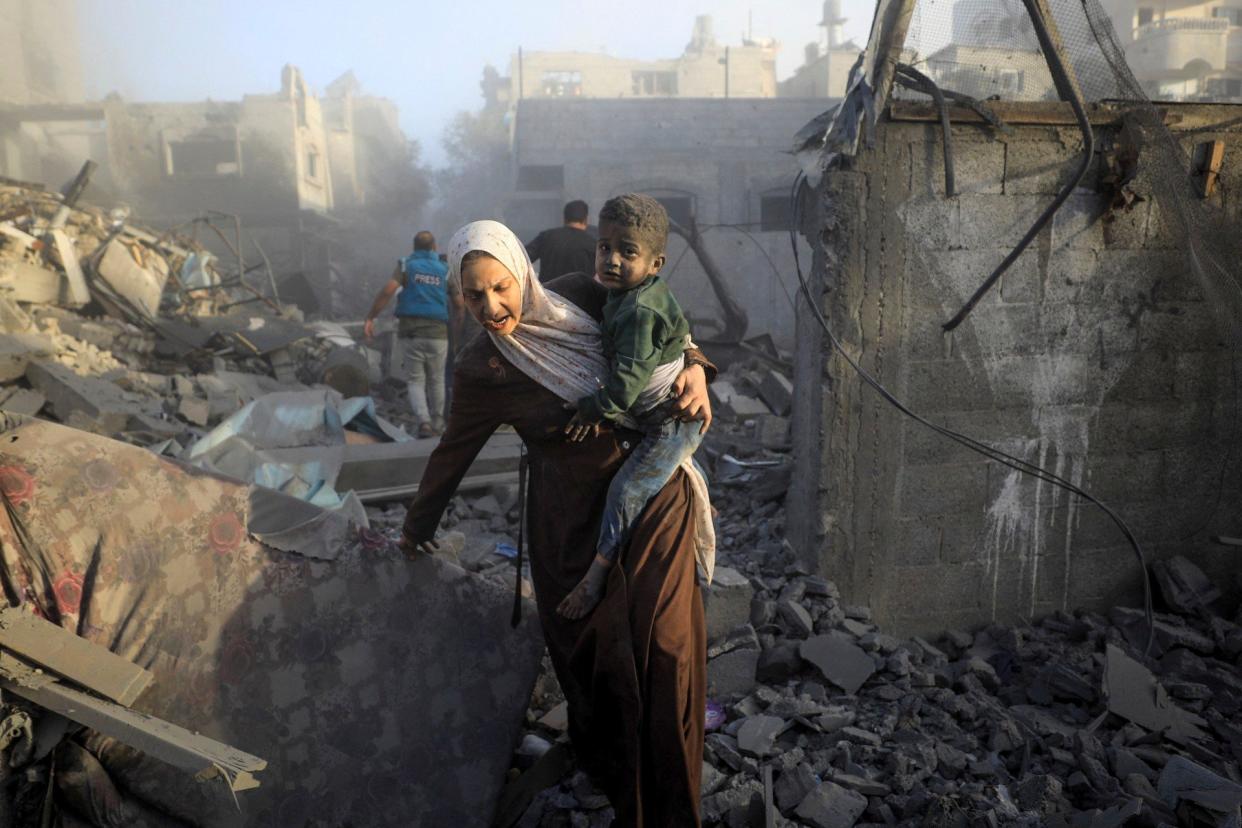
789, 104, 1242, 636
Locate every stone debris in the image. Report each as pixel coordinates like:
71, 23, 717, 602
3, 194, 1240, 828
501, 370, 1242, 827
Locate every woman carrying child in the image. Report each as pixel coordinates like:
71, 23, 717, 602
402, 214, 715, 826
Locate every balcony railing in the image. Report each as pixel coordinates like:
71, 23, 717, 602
1135, 16, 1230, 38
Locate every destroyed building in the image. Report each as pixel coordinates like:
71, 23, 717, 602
2, 58, 421, 321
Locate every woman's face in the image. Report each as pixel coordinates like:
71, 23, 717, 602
461, 254, 522, 336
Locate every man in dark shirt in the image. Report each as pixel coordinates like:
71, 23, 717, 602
526, 200, 596, 283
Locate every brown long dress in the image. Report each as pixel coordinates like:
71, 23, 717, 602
403, 273, 709, 827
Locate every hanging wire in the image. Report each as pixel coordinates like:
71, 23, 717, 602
786, 171, 1154, 652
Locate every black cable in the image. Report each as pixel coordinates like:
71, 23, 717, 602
941, 0, 1097, 332
786, 171, 1154, 653
896, 65, 956, 197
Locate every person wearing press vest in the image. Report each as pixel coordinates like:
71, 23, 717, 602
364, 230, 450, 438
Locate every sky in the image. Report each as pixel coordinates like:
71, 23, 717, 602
76, 0, 877, 168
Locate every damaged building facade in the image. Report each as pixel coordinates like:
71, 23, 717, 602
2, 63, 416, 319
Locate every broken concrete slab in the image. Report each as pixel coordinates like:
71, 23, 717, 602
800, 634, 877, 695
0, 606, 152, 705
0, 387, 44, 415
0, 258, 63, 304
1103, 643, 1207, 744
707, 623, 760, 660
775, 764, 820, 812
777, 599, 814, 639
756, 414, 790, 450
26, 360, 175, 436
0, 651, 264, 792
737, 714, 789, 758
708, 648, 760, 698
333, 432, 522, 501
1157, 755, 1242, 815
794, 780, 867, 828
756, 642, 804, 684
94, 238, 169, 320
177, 395, 210, 427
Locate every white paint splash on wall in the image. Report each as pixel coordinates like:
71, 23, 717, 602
899, 213, 1133, 621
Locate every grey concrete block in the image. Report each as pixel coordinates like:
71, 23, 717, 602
758, 370, 793, 417
946, 302, 1046, 360
706, 565, 755, 644
905, 359, 994, 412
0, 388, 45, 416
905, 248, 1022, 311
330, 432, 523, 496
1005, 133, 1100, 196
794, 779, 864, 824
800, 634, 875, 694
1081, 450, 1166, 503
0, 333, 54, 382
26, 360, 173, 436
959, 194, 1053, 249
1137, 305, 1221, 352
885, 563, 987, 617
897, 463, 987, 518
707, 647, 760, 698
1173, 351, 1229, 401
901, 407, 1032, 467
1144, 200, 1184, 250
899, 197, 960, 250
1039, 302, 1139, 356
1050, 194, 1107, 251
894, 517, 943, 566
1090, 400, 1214, 455
911, 134, 1005, 197
1108, 349, 1179, 402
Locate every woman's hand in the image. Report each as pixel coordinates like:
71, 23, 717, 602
671, 364, 712, 434
564, 409, 602, 443
399, 529, 440, 560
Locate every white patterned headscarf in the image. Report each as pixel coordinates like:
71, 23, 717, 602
447, 220, 717, 583
447, 220, 609, 405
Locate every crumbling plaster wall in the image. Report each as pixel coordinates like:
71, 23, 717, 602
790, 105, 1242, 636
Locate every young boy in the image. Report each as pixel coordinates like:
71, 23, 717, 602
558, 193, 709, 619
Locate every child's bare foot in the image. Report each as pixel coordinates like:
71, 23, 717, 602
557, 554, 613, 619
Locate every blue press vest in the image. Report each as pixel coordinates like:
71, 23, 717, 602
394, 250, 448, 321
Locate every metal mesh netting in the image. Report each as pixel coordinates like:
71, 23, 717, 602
899, 0, 1127, 102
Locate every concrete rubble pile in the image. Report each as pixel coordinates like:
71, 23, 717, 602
0, 176, 387, 447
497, 364, 1242, 828
0, 174, 539, 825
